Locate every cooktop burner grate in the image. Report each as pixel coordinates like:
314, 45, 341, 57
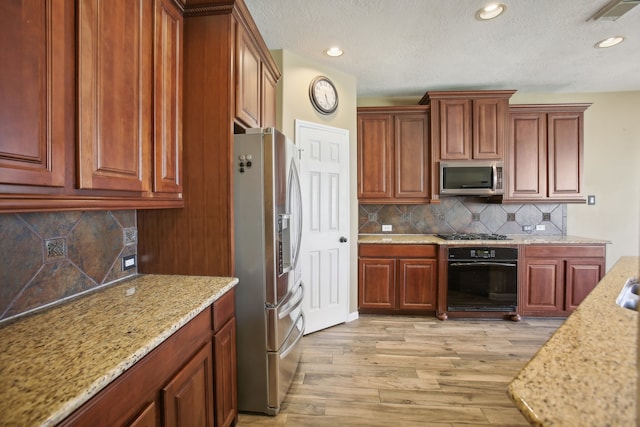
436, 233, 510, 241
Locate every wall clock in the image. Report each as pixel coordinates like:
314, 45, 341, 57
309, 76, 338, 114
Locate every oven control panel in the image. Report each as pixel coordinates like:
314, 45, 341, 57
448, 247, 518, 261
470, 249, 495, 258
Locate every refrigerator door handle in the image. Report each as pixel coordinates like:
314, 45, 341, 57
278, 282, 304, 320
288, 159, 303, 269
280, 312, 305, 359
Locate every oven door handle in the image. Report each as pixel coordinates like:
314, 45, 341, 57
449, 262, 517, 268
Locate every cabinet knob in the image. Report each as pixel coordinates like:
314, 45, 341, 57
339, 236, 348, 243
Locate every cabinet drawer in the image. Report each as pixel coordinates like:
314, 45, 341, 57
525, 245, 605, 259
359, 244, 437, 258
212, 288, 235, 332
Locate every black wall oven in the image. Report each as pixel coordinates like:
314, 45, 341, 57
447, 247, 518, 312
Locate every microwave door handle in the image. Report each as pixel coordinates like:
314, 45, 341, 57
492, 163, 497, 191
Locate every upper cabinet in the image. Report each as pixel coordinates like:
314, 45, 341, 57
0, 0, 184, 212
235, 20, 279, 129
137, 0, 281, 278
421, 90, 515, 161
357, 106, 430, 202
77, 0, 153, 192
0, 0, 70, 188
505, 104, 590, 202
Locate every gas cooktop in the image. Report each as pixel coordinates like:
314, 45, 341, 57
436, 233, 511, 241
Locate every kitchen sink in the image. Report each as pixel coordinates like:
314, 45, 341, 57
616, 277, 639, 311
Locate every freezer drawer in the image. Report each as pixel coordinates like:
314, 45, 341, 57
267, 311, 304, 414
266, 282, 304, 352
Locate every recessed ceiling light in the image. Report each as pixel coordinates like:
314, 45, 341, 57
476, 3, 506, 20
595, 36, 625, 48
324, 47, 344, 57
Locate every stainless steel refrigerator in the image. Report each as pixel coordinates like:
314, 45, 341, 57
233, 128, 304, 415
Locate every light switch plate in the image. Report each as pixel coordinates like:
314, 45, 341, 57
588, 195, 596, 205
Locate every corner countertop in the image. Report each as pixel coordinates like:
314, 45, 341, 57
0, 274, 238, 427
358, 234, 610, 245
508, 256, 639, 426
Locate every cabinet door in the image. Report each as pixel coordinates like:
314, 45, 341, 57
398, 259, 437, 310
438, 99, 471, 160
153, 0, 182, 194
235, 23, 261, 128
357, 114, 394, 199
163, 343, 214, 427
358, 258, 395, 309
261, 66, 277, 128
522, 259, 564, 313
565, 259, 604, 311
0, 0, 68, 187
548, 112, 583, 199
127, 402, 158, 427
395, 114, 429, 199
506, 112, 547, 200
78, 0, 152, 191
473, 98, 507, 159
213, 318, 238, 427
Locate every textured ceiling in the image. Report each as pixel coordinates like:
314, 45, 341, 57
243, 0, 640, 97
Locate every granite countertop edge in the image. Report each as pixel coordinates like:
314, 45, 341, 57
0, 274, 238, 427
506, 256, 639, 425
358, 233, 611, 245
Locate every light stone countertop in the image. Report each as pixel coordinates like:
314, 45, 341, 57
358, 234, 610, 245
508, 256, 639, 426
0, 274, 238, 427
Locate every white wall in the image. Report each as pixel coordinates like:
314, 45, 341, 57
272, 50, 360, 313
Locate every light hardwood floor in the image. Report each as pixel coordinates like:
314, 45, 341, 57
238, 315, 563, 426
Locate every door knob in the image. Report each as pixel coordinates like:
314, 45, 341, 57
339, 236, 348, 243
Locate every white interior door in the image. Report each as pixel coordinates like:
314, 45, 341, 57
295, 120, 350, 335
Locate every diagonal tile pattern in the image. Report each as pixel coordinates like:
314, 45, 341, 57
0, 210, 137, 323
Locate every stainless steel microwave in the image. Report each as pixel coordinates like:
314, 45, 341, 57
439, 160, 504, 196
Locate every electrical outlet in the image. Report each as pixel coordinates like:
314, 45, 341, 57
122, 254, 137, 271
382, 224, 392, 232
522, 225, 533, 232
536, 224, 546, 231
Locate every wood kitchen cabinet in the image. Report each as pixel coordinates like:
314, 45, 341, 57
521, 245, 605, 316
0, 0, 183, 212
137, 0, 280, 277
77, 0, 152, 192
359, 244, 437, 313
212, 286, 238, 427
236, 22, 278, 128
505, 104, 590, 202
0, 0, 70, 189
61, 289, 237, 427
419, 90, 515, 201
357, 106, 430, 202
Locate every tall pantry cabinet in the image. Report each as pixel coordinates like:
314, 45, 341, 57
137, 1, 280, 276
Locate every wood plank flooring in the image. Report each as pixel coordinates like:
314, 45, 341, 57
237, 315, 563, 426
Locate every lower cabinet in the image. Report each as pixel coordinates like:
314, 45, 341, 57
521, 245, 605, 316
60, 289, 237, 427
359, 244, 437, 313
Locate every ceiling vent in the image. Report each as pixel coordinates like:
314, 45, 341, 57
589, 0, 640, 21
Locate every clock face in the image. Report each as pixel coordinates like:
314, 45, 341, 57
310, 76, 338, 114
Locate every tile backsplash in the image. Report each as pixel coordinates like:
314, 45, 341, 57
0, 210, 137, 324
359, 197, 566, 235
